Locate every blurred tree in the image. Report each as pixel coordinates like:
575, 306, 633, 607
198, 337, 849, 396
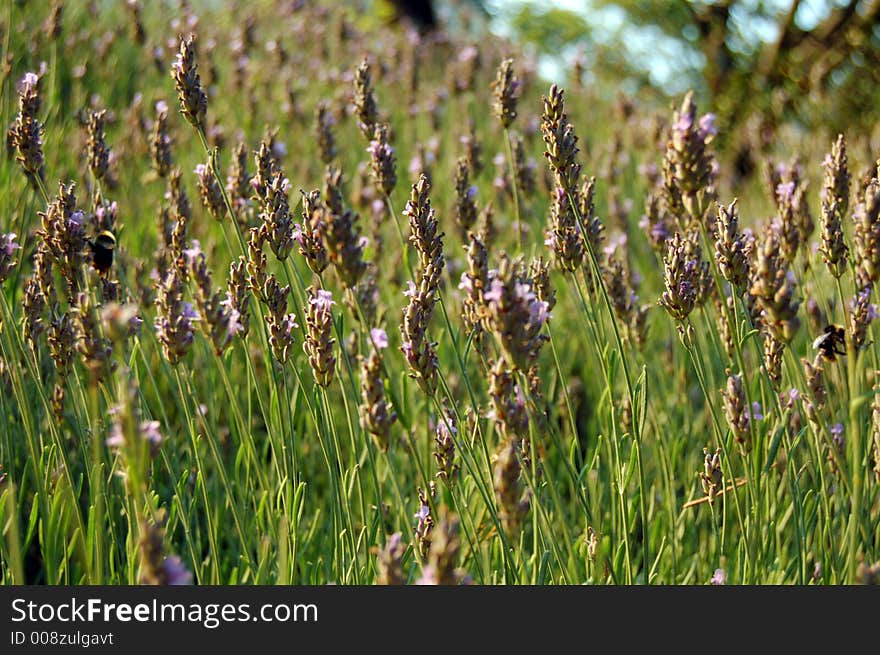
493, 1, 880, 137
596, 0, 880, 135
508, 4, 593, 56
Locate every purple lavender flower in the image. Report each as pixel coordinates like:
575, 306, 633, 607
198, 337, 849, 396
182, 240, 202, 266
672, 110, 694, 136
698, 113, 717, 140
162, 555, 193, 585
68, 210, 85, 229
226, 306, 243, 337
106, 423, 124, 449
106, 419, 165, 455
529, 299, 551, 326
776, 181, 796, 204
0, 233, 19, 257
0, 233, 20, 283
181, 302, 198, 322
458, 45, 478, 63
710, 568, 727, 585
370, 328, 389, 349
281, 313, 298, 338
483, 278, 503, 303
366, 139, 394, 160
745, 402, 764, 421
20, 71, 39, 92
831, 422, 845, 452
310, 288, 335, 311
140, 420, 164, 448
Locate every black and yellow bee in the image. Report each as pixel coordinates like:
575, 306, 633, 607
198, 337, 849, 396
813, 324, 846, 361
89, 230, 116, 276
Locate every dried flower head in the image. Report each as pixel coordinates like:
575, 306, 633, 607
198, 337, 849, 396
0, 233, 20, 283
359, 340, 397, 452
188, 242, 241, 355
43, 1, 63, 41
414, 488, 434, 558
85, 109, 113, 185
714, 200, 750, 292
138, 519, 193, 585
872, 375, 880, 483
721, 372, 751, 454
38, 182, 87, 300
540, 84, 581, 194
245, 226, 268, 301
750, 225, 801, 343
802, 356, 827, 414
849, 287, 877, 353
817, 139, 850, 278
434, 403, 459, 484
10, 71, 45, 181
155, 267, 195, 365
303, 286, 336, 387
226, 256, 250, 338
404, 174, 444, 294
460, 118, 484, 176
492, 59, 520, 129
418, 510, 469, 585
374, 533, 406, 585
322, 168, 367, 287
368, 123, 397, 197
47, 309, 76, 416
194, 160, 225, 220
659, 232, 703, 322
453, 157, 478, 237
260, 170, 295, 260
73, 291, 112, 384
493, 438, 529, 535
400, 278, 439, 395
296, 189, 329, 275
640, 189, 674, 253
263, 274, 297, 364
487, 358, 529, 441
663, 91, 716, 227
545, 186, 584, 272
251, 137, 279, 206
171, 33, 207, 129
460, 230, 489, 343
700, 447, 723, 504
483, 255, 550, 371
511, 133, 536, 198
226, 140, 252, 220
314, 100, 336, 164
853, 178, 880, 289
762, 330, 785, 391
353, 57, 379, 139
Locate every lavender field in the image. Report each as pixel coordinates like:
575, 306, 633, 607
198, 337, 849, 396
1, 0, 879, 585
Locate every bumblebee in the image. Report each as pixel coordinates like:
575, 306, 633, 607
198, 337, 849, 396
813, 324, 846, 361
89, 230, 116, 276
